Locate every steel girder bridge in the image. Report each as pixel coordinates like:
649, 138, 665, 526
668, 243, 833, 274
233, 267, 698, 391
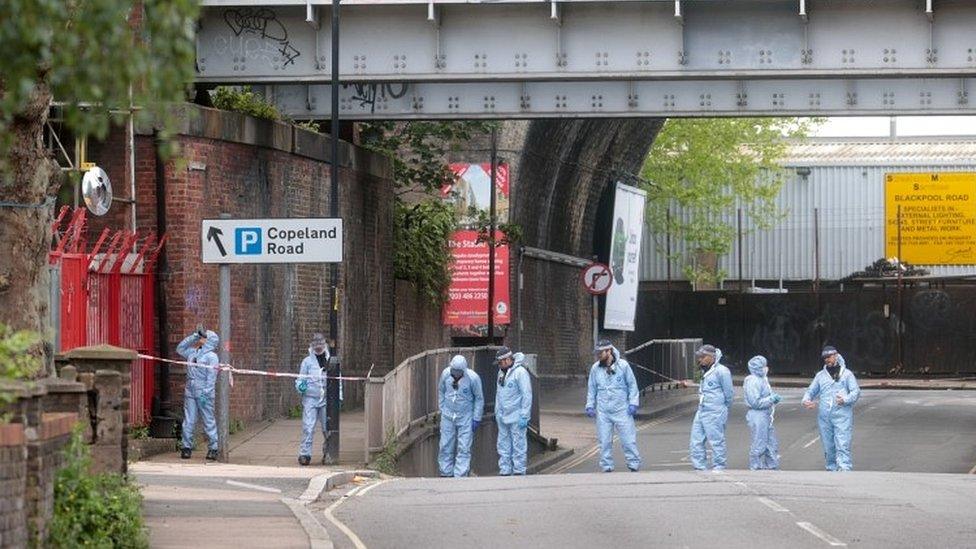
196, 0, 976, 119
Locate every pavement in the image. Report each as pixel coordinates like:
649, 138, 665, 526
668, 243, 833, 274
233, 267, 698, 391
134, 408, 372, 548
322, 470, 976, 549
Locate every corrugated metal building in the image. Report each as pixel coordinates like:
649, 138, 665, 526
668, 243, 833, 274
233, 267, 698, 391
640, 137, 976, 282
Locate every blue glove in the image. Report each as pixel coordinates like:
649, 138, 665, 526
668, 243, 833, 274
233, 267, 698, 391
517, 417, 528, 429
771, 394, 782, 404
627, 404, 638, 417
585, 407, 596, 418
471, 419, 481, 431
197, 394, 210, 408
298, 380, 308, 393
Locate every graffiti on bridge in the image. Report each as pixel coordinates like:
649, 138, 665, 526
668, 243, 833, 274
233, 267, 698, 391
344, 83, 410, 113
223, 8, 300, 66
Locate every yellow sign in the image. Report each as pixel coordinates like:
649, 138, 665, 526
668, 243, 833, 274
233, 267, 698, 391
885, 172, 976, 265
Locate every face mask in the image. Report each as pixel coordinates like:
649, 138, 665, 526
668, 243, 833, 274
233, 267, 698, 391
826, 364, 841, 380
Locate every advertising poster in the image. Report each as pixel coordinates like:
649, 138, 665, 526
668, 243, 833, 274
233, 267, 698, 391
885, 172, 976, 265
442, 229, 511, 327
604, 182, 646, 331
441, 163, 511, 333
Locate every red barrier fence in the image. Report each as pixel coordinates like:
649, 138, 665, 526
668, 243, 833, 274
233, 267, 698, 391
49, 208, 165, 426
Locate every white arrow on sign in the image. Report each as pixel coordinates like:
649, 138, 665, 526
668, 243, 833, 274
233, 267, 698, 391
581, 262, 613, 295
201, 218, 343, 264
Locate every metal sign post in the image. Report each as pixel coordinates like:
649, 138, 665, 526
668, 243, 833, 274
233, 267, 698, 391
201, 216, 345, 463
581, 261, 612, 352
217, 213, 231, 462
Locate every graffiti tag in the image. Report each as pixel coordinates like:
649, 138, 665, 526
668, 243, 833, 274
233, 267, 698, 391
343, 83, 410, 113
223, 8, 300, 66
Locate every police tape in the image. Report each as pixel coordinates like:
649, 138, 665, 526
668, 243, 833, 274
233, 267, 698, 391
627, 362, 698, 387
136, 354, 373, 385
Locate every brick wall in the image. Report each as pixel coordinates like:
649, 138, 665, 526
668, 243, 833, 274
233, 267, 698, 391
90, 105, 393, 424
0, 425, 27, 548
393, 280, 451, 367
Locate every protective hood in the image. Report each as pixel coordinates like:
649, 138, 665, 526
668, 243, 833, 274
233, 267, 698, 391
823, 354, 847, 378
700, 347, 723, 377
200, 330, 219, 355
512, 352, 526, 368
747, 356, 767, 377
308, 346, 331, 361
450, 354, 468, 373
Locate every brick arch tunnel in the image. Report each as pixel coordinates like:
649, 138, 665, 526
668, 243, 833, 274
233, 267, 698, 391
507, 119, 665, 379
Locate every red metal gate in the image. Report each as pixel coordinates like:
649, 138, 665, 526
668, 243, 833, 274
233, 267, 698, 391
49, 208, 165, 426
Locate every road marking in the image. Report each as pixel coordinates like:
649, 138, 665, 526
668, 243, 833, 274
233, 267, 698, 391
225, 480, 282, 494
549, 412, 685, 474
281, 497, 333, 549
345, 485, 365, 497
757, 497, 789, 513
803, 436, 821, 449
356, 479, 393, 497
323, 492, 369, 549
796, 522, 847, 546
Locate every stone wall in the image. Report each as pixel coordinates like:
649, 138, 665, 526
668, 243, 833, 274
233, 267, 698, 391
0, 423, 27, 548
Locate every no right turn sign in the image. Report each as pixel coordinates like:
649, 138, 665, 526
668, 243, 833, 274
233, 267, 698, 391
581, 262, 613, 295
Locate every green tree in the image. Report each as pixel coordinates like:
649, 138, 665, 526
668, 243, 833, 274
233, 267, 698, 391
0, 0, 198, 343
359, 121, 497, 304
640, 118, 818, 284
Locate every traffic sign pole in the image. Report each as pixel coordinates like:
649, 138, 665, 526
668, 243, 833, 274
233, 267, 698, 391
580, 261, 612, 350
218, 213, 231, 462
592, 293, 599, 352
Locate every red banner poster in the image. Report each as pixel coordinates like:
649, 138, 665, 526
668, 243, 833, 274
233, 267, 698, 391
442, 230, 511, 327
441, 163, 511, 333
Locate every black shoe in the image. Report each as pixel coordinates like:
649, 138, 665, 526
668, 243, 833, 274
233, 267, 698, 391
180, 448, 192, 459
298, 455, 311, 466
206, 449, 218, 461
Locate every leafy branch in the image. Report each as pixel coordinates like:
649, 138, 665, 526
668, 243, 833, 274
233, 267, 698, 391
361, 122, 500, 305
640, 118, 821, 285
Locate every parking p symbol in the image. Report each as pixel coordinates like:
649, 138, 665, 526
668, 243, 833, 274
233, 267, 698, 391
236, 228, 263, 255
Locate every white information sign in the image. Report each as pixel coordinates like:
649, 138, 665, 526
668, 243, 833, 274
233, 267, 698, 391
201, 218, 343, 264
603, 183, 646, 331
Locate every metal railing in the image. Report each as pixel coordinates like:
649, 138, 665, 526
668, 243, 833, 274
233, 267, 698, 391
364, 346, 501, 460
623, 338, 702, 392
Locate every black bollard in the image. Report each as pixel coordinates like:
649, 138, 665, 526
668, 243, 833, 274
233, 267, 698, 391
324, 356, 341, 465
